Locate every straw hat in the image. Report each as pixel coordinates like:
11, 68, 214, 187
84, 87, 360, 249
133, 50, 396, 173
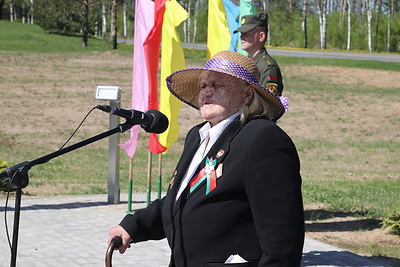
166, 50, 285, 121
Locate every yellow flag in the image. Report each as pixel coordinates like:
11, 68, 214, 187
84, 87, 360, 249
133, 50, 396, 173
207, 0, 231, 59
159, 0, 188, 151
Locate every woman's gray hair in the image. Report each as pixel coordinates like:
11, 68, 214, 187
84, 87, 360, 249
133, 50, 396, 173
240, 87, 275, 123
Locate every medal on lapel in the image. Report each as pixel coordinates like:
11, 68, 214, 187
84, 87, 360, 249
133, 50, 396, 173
189, 157, 217, 195
169, 170, 178, 189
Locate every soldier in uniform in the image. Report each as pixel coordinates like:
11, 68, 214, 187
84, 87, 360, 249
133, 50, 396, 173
234, 13, 284, 97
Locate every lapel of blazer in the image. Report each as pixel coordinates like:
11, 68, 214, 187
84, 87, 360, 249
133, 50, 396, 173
184, 117, 244, 201
165, 123, 203, 216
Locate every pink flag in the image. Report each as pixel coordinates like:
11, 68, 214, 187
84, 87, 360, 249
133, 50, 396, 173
119, 0, 155, 158
144, 0, 168, 154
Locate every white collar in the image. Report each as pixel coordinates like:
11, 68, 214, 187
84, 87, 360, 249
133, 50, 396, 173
198, 111, 240, 144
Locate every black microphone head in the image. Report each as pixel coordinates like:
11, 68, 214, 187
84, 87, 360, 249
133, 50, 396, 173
143, 109, 169, 134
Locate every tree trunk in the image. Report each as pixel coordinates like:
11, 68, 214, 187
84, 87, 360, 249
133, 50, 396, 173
359, 0, 364, 32
302, 0, 308, 48
346, 0, 352, 51
10, 0, 15, 22
82, 0, 89, 47
317, 0, 327, 50
30, 0, 34, 24
261, 0, 267, 11
0, 0, 5, 20
266, 0, 271, 46
374, 0, 382, 50
102, 4, 107, 36
366, 0, 372, 53
390, 0, 395, 17
187, 1, 191, 43
340, 0, 346, 24
193, 0, 200, 43
112, 0, 118, 49
183, 1, 188, 43
357, 0, 362, 21
123, 0, 127, 38
387, 2, 391, 51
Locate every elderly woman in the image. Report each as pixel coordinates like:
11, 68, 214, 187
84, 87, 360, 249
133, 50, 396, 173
109, 50, 304, 267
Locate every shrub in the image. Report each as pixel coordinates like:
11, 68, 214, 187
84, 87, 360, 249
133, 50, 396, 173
0, 159, 9, 191
382, 212, 400, 237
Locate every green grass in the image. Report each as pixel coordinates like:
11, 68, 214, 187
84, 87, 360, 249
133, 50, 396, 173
275, 56, 400, 71
0, 20, 132, 53
303, 179, 400, 218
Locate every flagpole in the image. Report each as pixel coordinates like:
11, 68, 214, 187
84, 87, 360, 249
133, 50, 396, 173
146, 150, 152, 206
127, 157, 134, 214
157, 154, 162, 199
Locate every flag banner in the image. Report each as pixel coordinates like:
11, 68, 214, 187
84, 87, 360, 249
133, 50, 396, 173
120, 0, 155, 158
158, 0, 188, 151
222, 0, 240, 52
237, 0, 256, 55
143, 0, 168, 154
207, 0, 231, 59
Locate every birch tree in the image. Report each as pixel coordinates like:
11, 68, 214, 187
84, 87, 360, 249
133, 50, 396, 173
365, 0, 372, 53
193, 0, 200, 43
302, 0, 308, 48
266, 0, 271, 46
10, 0, 15, 21
387, 3, 391, 51
316, 0, 328, 49
182, 0, 189, 43
111, 0, 117, 49
123, 0, 127, 38
102, 3, 107, 37
30, 0, 34, 24
346, 0, 352, 50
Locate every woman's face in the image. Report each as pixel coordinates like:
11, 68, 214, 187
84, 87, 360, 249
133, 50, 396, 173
198, 71, 253, 126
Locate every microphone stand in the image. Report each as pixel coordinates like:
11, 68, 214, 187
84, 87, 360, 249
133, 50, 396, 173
1, 121, 135, 267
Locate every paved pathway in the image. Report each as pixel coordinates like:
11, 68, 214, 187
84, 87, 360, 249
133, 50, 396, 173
0, 194, 391, 267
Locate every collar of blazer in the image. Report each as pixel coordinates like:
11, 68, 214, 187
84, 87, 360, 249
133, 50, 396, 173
184, 117, 244, 197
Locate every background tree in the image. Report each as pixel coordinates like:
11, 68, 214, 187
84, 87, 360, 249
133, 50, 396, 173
346, 0, 352, 51
374, 0, 383, 50
33, 0, 81, 35
366, 0, 373, 53
111, 0, 117, 49
2, 0, 400, 53
302, 0, 308, 48
75, 0, 101, 47
316, 0, 328, 49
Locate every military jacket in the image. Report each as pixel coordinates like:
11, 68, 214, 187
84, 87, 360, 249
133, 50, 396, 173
251, 48, 284, 96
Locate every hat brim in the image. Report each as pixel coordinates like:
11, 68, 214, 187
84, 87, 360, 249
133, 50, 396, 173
166, 68, 285, 121
233, 24, 256, 34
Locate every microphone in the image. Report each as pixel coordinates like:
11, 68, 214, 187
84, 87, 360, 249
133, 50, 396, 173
96, 105, 169, 134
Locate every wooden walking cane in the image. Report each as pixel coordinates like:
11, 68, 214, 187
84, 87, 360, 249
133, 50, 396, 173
105, 236, 122, 267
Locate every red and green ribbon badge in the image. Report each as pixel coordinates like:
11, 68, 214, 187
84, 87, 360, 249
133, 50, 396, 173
189, 157, 217, 195
268, 76, 278, 83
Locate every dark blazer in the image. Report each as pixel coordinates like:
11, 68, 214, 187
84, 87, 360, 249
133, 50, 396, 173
120, 117, 305, 267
